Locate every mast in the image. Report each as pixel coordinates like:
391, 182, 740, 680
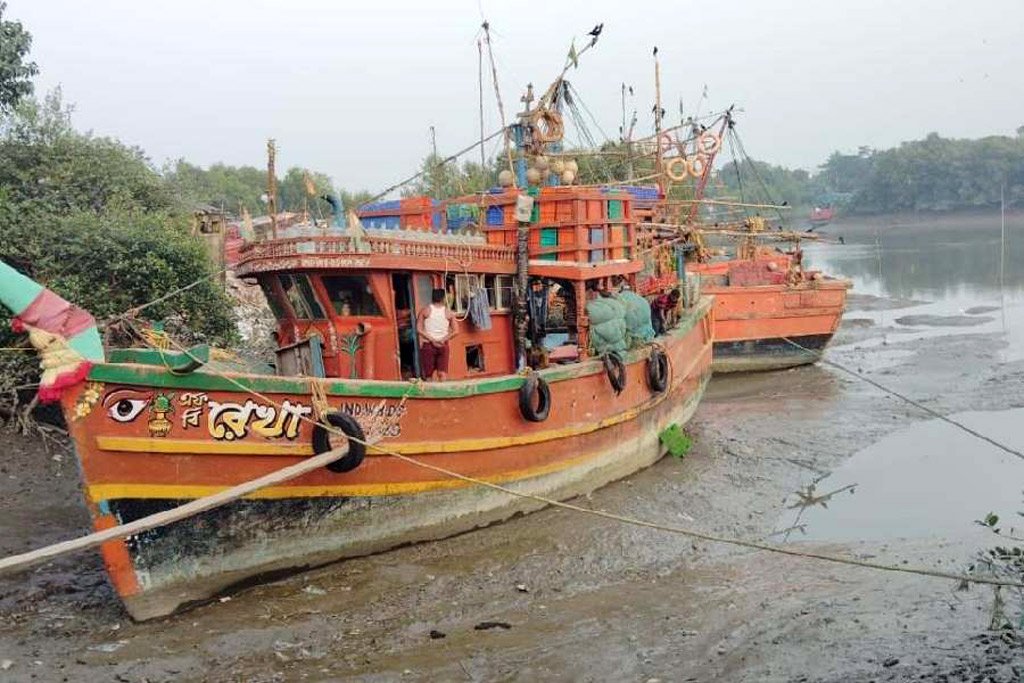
481, 21, 516, 186
430, 125, 439, 197
478, 39, 486, 169
267, 139, 278, 240
653, 47, 663, 195
687, 114, 730, 223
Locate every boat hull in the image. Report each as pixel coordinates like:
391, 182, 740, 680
61, 298, 714, 620
712, 332, 833, 373
700, 278, 848, 373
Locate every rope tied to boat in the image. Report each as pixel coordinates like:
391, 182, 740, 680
1, 320, 1016, 592
780, 337, 1024, 463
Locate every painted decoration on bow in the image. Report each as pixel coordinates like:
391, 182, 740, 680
101, 388, 313, 442
206, 399, 312, 441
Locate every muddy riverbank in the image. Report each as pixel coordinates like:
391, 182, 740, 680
2, 215, 1024, 681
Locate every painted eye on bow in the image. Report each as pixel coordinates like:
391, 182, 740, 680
108, 398, 147, 423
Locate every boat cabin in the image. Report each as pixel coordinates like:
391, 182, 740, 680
235, 185, 685, 382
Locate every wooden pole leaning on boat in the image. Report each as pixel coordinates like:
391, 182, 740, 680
0, 445, 349, 576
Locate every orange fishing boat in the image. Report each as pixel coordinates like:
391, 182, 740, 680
2, 155, 712, 620
630, 105, 850, 373
689, 245, 848, 372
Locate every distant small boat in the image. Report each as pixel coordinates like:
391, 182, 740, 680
810, 205, 836, 227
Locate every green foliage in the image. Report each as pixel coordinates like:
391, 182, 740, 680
1, 90, 173, 214
402, 153, 503, 200
849, 133, 1024, 213
0, 2, 38, 112
278, 166, 334, 218
716, 158, 822, 211
0, 90, 237, 362
162, 159, 269, 214
162, 160, 369, 218
0, 208, 237, 344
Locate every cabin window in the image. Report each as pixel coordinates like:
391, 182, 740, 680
258, 279, 287, 319
322, 275, 382, 317
482, 274, 514, 311
279, 274, 325, 319
445, 273, 480, 315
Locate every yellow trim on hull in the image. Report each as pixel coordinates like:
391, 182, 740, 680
86, 444, 603, 501
86, 371, 711, 503
96, 437, 314, 456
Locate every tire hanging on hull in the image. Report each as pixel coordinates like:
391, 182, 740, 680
519, 373, 552, 422
603, 353, 627, 394
646, 348, 669, 393
313, 412, 367, 473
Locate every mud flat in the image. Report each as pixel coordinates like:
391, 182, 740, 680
1, 280, 1022, 681
895, 313, 995, 327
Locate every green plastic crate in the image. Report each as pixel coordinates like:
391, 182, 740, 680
539, 228, 558, 261
608, 199, 624, 220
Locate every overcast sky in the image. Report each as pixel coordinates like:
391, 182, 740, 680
10, 0, 1024, 194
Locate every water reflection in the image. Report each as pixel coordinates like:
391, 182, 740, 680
806, 214, 1024, 299
783, 408, 1024, 542
804, 213, 1024, 360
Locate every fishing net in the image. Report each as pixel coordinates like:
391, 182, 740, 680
586, 297, 628, 355
615, 291, 656, 344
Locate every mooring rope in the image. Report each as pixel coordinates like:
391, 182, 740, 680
2, 270, 1024, 589
781, 337, 1024, 463
3, 320, 1002, 591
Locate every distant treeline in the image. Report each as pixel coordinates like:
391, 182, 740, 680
162, 160, 374, 219
716, 130, 1024, 215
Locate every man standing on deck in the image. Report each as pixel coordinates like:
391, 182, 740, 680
417, 288, 456, 381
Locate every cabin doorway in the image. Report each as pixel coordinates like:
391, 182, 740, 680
392, 273, 420, 379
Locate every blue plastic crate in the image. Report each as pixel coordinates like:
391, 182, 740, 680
604, 185, 660, 201
359, 200, 401, 213
486, 206, 504, 226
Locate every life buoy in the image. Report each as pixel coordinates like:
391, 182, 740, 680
519, 373, 551, 422
646, 348, 669, 393
688, 155, 708, 178
697, 131, 721, 155
531, 109, 565, 144
312, 411, 367, 473
603, 352, 627, 395
664, 157, 688, 182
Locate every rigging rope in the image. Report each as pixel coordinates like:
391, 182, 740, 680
781, 337, 1024, 463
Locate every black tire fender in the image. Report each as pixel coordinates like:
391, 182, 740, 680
603, 352, 627, 395
518, 373, 551, 422
646, 348, 669, 393
312, 411, 366, 473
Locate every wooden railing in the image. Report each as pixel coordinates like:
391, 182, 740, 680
238, 234, 516, 267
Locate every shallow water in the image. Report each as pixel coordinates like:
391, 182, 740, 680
784, 407, 1024, 543
805, 214, 1024, 361
785, 215, 1024, 543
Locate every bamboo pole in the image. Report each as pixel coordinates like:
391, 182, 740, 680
653, 49, 663, 195
482, 21, 516, 185
0, 446, 349, 576
267, 139, 279, 239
